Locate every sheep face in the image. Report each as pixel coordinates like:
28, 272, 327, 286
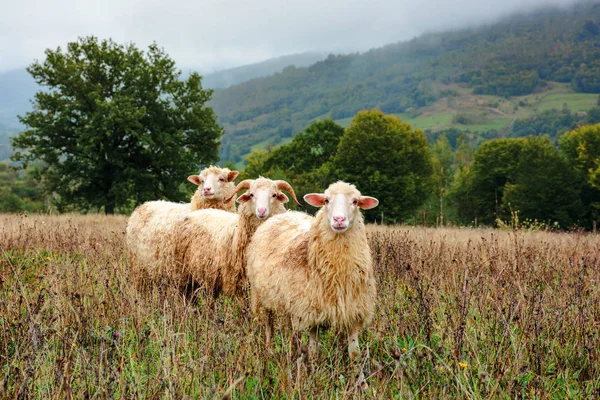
236, 178, 289, 220
304, 181, 378, 234
188, 166, 239, 201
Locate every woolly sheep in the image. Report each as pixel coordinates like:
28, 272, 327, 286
172, 177, 301, 297
246, 181, 379, 359
126, 166, 239, 281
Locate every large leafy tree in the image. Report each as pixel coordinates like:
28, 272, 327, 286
334, 110, 433, 223
11, 37, 222, 214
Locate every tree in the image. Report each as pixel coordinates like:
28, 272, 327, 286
559, 124, 600, 228
11, 37, 222, 214
468, 138, 526, 224
423, 134, 454, 225
502, 136, 583, 227
334, 110, 434, 223
265, 119, 344, 175
559, 124, 600, 190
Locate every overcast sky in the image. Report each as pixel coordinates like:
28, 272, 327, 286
0, 0, 586, 74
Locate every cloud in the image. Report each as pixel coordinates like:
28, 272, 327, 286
0, 0, 583, 73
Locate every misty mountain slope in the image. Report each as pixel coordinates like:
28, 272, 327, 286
0, 68, 37, 130
211, 2, 600, 163
202, 52, 327, 89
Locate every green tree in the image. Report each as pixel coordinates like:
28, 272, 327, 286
334, 110, 434, 222
454, 134, 473, 167
468, 138, 526, 224
423, 134, 454, 225
11, 36, 222, 214
240, 119, 344, 198
559, 124, 600, 190
502, 136, 583, 227
559, 124, 600, 228
265, 119, 344, 175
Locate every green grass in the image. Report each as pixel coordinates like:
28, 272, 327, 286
537, 93, 599, 112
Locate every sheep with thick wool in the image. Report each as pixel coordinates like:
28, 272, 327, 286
126, 166, 239, 281
246, 181, 379, 359
173, 177, 301, 297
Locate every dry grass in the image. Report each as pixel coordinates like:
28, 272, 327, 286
1, 214, 599, 398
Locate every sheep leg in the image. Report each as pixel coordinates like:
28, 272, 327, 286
265, 310, 274, 348
308, 327, 319, 362
348, 328, 361, 359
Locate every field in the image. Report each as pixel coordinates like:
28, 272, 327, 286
334, 82, 599, 135
1, 214, 600, 398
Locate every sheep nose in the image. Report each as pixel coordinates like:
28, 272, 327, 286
257, 207, 267, 215
203, 187, 212, 192
333, 216, 346, 223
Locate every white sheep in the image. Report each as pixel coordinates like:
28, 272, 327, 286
126, 166, 239, 281
172, 177, 301, 297
246, 181, 379, 359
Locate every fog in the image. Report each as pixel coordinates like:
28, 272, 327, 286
0, 0, 587, 73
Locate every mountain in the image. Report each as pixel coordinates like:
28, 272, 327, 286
202, 52, 327, 89
211, 2, 600, 164
0, 68, 37, 130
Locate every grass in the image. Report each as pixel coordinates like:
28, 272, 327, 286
1, 214, 600, 398
536, 93, 599, 113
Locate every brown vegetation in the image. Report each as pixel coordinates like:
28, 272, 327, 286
1, 214, 599, 398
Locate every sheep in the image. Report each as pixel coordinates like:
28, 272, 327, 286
172, 177, 301, 298
126, 166, 239, 281
246, 181, 379, 360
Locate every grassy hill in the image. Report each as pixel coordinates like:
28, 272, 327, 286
335, 82, 598, 132
212, 2, 600, 164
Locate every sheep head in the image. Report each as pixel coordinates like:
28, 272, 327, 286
304, 181, 378, 234
225, 177, 300, 220
188, 166, 239, 201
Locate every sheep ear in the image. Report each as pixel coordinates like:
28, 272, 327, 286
227, 170, 240, 182
188, 175, 202, 185
358, 196, 379, 210
236, 193, 251, 204
277, 193, 289, 203
304, 193, 326, 207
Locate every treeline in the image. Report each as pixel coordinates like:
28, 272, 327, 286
238, 111, 600, 230
212, 2, 600, 163
0, 163, 45, 212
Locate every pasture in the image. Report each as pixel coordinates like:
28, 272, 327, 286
1, 214, 599, 398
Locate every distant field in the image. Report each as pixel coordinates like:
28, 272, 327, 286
1, 214, 599, 398
332, 83, 598, 135
537, 93, 598, 112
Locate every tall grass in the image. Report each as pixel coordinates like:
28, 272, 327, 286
1, 214, 599, 398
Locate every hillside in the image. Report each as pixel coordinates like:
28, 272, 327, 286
0, 68, 37, 130
202, 52, 327, 88
211, 2, 600, 164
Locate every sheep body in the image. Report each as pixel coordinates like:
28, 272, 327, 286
126, 166, 238, 281
171, 177, 299, 297
247, 181, 377, 357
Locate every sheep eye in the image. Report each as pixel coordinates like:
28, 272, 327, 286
249, 193, 254, 197
353, 200, 358, 205
272, 193, 277, 198
324, 199, 329, 204
219, 177, 225, 182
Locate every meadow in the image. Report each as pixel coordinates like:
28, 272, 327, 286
1, 214, 599, 398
